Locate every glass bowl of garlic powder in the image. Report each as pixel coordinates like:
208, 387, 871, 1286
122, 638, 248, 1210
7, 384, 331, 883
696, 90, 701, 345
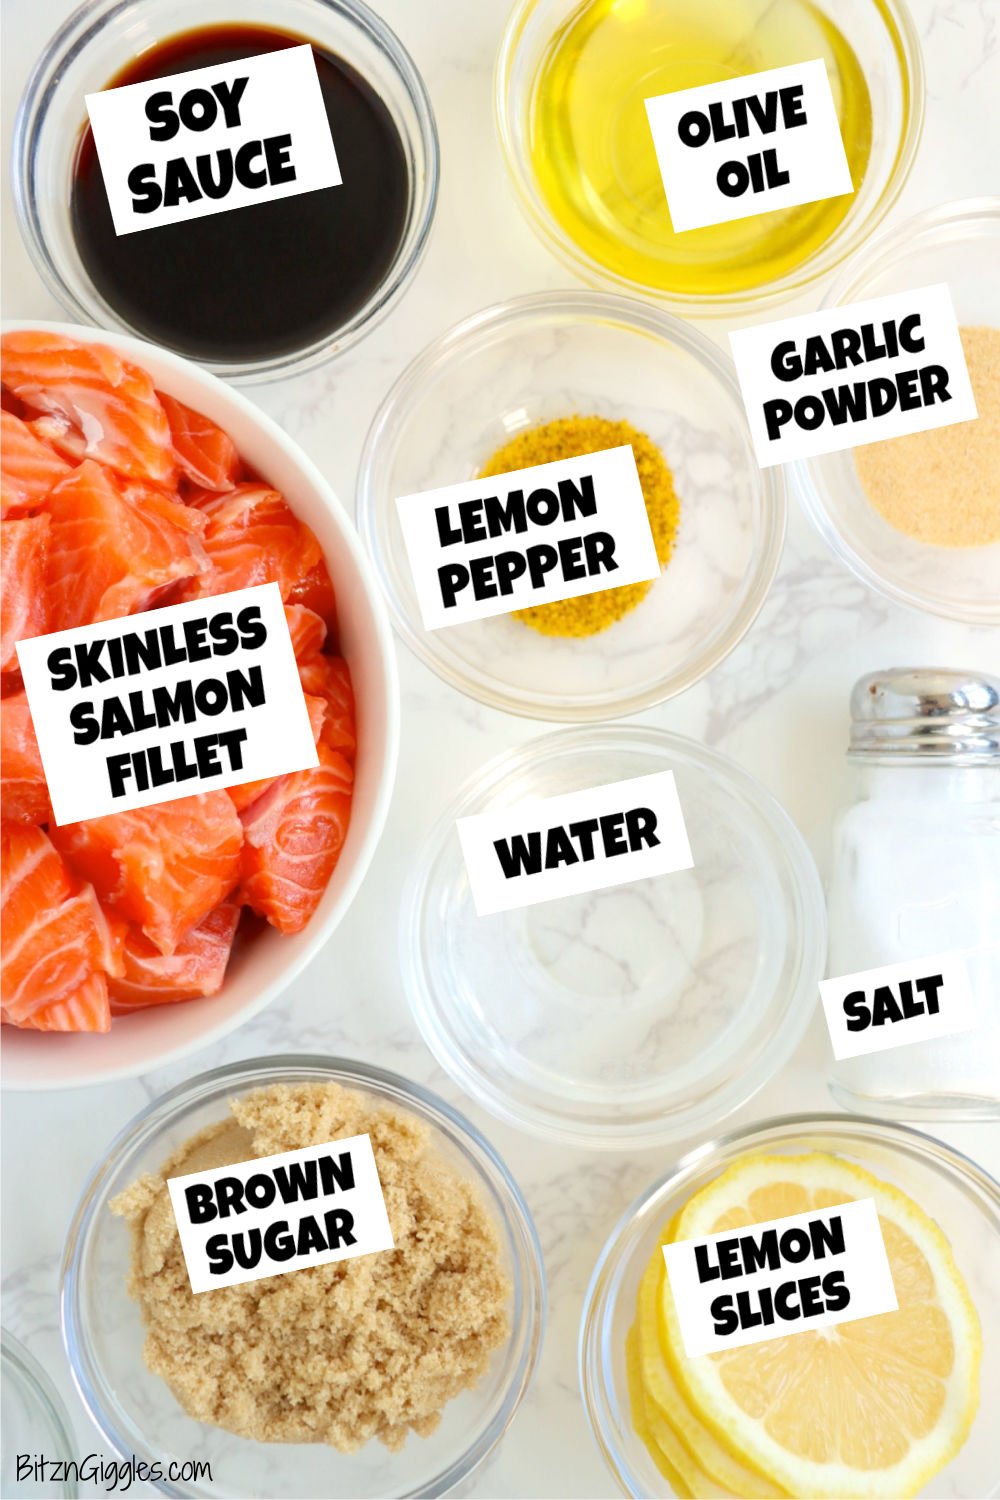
793, 198, 1000, 624
61, 1056, 545, 1498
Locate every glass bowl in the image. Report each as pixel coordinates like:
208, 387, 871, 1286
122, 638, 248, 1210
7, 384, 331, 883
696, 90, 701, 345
579, 1113, 1000, 1499
12, 0, 438, 383
793, 198, 1000, 624
400, 726, 826, 1147
60, 1056, 545, 1498
1, 1332, 79, 1498
495, 0, 924, 317
357, 291, 785, 720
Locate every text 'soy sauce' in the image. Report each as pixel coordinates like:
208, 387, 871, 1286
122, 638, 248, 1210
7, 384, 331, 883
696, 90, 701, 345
71, 26, 410, 363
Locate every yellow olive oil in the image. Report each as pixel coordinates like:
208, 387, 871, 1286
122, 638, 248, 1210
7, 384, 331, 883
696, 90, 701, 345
528, 0, 874, 295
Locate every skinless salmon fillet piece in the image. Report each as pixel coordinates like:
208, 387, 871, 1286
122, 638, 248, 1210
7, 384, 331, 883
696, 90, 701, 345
51, 792, 243, 956
42, 461, 207, 630
24, 412, 87, 465
1, 515, 51, 674
0, 825, 118, 1030
284, 603, 327, 661
20, 972, 112, 1033
181, 484, 323, 602
286, 557, 339, 634
227, 692, 326, 813
1, 332, 356, 1029
298, 653, 357, 762
109, 899, 241, 1011
1, 411, 73, 516
159, 391, 239, 493
1, 330, 175, 484
0, 692, 51, 825
239, 743, 353, 934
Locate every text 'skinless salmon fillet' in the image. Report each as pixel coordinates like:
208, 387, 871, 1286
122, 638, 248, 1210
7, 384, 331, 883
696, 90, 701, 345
0, 330, 357, 1033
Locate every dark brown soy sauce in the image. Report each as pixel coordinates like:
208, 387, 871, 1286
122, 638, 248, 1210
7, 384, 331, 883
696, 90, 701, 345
71, 26, 410, 363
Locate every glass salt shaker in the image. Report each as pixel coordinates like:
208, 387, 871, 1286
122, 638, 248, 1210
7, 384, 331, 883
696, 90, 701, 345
826, 667, 1000, 1119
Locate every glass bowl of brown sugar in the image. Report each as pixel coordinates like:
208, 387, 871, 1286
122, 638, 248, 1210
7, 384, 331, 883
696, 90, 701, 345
61, 1056, 545, 1497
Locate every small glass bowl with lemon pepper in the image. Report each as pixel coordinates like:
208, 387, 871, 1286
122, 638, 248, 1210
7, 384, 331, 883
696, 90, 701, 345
357, 290, 784, 721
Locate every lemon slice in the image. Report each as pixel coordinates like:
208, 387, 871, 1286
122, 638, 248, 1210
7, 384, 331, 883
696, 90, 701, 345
635, 1246, 787, 1497
659, 1153, 982, 1499
627, 1324, 718, 1498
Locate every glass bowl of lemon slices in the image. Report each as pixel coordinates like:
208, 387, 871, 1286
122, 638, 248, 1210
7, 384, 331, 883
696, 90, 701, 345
580, 1114, 999, 1499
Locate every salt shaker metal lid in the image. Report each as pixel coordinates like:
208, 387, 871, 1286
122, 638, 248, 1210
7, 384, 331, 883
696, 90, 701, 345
848, 667, 1000, 763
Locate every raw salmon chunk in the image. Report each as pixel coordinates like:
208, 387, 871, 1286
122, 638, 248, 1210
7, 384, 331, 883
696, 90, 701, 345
1, 514, 50, 673
26, 413, 86, 465
159, 392, 239, 493
20, 973, 111, 1034
182, 484, 323, 602
0, 693, 51, 824
51, 791, 243, 955
239, 744, 353, 934
2, 331, 355, 1028
298, 653, 357, 761
227, 693, 326, 813
110, 899, 241, 1010
284, 603, 327, 661
286, 557, 338, 633
43, 461, 205, 630
1, 825, 117, 1030
1, 330, 175, 484
1, 411, 73, 515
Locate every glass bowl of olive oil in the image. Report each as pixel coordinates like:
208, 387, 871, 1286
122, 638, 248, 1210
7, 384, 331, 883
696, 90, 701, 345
496, 0, 923, 316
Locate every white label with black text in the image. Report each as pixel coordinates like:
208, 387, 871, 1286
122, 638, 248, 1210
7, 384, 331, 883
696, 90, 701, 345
644, 59, 853, 234
16, 582, 318, 825
456, 769, 694, 917
819, 949, 979, 1061
729, 282, 977, 467
395, 444, 660, 631
85, 46, 342, 236
663, 1198, 897, 1358
167, 1134, 394, 1294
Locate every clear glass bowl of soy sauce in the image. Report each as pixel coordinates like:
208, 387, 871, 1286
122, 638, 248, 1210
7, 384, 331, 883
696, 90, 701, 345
13, 0, 439, 382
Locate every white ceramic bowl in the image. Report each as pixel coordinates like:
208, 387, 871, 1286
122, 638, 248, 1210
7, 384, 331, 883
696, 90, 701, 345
1, 320, 399, 1091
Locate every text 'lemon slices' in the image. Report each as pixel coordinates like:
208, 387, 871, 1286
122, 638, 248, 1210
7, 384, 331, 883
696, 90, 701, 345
654, 1153, 982, 1499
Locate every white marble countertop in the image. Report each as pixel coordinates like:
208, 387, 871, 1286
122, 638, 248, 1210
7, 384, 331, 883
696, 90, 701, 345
2, 0, 999, 1495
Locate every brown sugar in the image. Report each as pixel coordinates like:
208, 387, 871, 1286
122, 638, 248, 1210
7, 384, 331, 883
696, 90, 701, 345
110, 1082, 511, 1452
855, 325, 1000, 547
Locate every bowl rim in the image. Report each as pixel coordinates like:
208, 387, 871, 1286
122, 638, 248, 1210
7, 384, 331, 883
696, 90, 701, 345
493, 0, 926, 317
10, 0, 440, 384
59, 1053, 547, 1499
2, 1330, 80, 1498
400, 723, 827, 1148
356, 288, 787, 721
791, 196, 1000, 626
577, 1110, 1000, 1499
0, 319, 400, 1092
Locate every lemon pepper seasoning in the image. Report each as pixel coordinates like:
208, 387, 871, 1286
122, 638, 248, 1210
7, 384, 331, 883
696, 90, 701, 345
478, 415, 681, 637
